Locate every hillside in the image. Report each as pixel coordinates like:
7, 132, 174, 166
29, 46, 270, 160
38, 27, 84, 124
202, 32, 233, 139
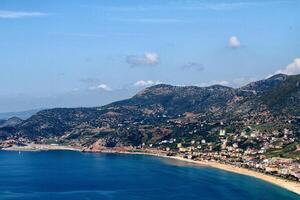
0, 74, 299, 151
0, 117, 22, 128
260, 75, 300, 115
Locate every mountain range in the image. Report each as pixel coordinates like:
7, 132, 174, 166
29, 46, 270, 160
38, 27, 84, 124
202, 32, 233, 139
0, 74, 299, 151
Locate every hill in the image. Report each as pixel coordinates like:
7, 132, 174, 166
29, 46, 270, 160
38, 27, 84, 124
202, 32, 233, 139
0, 74, 299, 151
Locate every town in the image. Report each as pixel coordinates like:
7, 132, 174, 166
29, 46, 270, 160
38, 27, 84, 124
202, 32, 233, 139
141, 114, 300, 182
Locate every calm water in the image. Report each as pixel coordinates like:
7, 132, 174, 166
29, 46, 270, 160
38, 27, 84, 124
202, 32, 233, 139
0, 151, 299, 200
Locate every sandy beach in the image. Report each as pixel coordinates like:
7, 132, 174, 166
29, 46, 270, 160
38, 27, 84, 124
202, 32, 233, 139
2, 144, 300, 196
1, 143, 81, 152
171, 156, 300, 196
105, 150, 300, 196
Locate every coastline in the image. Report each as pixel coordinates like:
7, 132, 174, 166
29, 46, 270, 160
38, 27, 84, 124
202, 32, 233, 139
1, 143, 82, 152
93, 149, 300, 196
173, 157, 300, 196
2, 144, 300, 196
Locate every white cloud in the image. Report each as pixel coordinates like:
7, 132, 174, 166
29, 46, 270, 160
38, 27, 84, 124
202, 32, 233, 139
232, 77, 256, 87
134, 80, 162, 87
228, 36, 241, 48
197, 80, 230, 87
89, 1, 286, 12
274, 58, 300, 76
199, 2, 263, 11
197, 77, 256, 88
126, 52, 159, 67
0, 11, 46, 18
88, 84, 112, 91
144, 53, 159, 64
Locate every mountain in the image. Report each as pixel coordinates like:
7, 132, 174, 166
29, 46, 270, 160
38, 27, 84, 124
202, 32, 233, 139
260, 74, 300, 115
241, 74, 288, 92
0, 117, 23, 128
109, 84, 238, 116
0, 74, 299, 150
0, 117, 22, 140
0, 109, 41, 120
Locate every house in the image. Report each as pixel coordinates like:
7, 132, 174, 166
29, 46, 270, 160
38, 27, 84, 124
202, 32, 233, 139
265, 166, 279, 173
279, 168, 289, 175
219, 129, 226, 137
179, 147, 188, 152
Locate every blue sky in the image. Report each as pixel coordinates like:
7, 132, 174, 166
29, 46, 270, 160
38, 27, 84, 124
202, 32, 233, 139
0, 0, 299, 112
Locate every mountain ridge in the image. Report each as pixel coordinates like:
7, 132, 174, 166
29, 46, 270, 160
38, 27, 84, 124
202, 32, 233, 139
0, 74, 299, 150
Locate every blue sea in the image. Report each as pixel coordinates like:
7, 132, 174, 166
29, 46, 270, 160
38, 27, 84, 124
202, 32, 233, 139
0, 151, 299, 200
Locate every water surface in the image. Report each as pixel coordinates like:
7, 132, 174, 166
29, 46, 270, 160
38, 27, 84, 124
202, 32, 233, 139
0, 151, 298, 200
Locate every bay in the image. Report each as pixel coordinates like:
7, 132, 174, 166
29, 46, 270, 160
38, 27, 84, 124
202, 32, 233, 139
0, 151, 298, 200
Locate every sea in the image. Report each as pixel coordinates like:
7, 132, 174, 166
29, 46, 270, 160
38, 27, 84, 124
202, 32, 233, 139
0, 150, 299, 200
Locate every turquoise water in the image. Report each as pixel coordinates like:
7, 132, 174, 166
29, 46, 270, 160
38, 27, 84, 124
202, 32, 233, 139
0, 151, 299, 200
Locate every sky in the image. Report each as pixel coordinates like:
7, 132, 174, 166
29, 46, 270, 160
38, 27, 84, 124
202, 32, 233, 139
0, 0, 299, 112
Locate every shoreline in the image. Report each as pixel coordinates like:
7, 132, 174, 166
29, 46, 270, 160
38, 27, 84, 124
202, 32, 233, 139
121, 151, 300, 196
1, 144, 82, 152
2, 144, 300, 196
85, 149, 300, 196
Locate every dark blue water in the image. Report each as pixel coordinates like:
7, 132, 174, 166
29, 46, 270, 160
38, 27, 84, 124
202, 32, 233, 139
0, 151, 299, 200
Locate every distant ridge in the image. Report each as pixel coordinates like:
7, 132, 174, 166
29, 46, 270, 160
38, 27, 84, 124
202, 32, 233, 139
0, 117, 23, 128
0, 109, 41, 120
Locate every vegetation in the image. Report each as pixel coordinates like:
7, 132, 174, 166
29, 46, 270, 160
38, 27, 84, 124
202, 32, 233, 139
265, 143, 299, 159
